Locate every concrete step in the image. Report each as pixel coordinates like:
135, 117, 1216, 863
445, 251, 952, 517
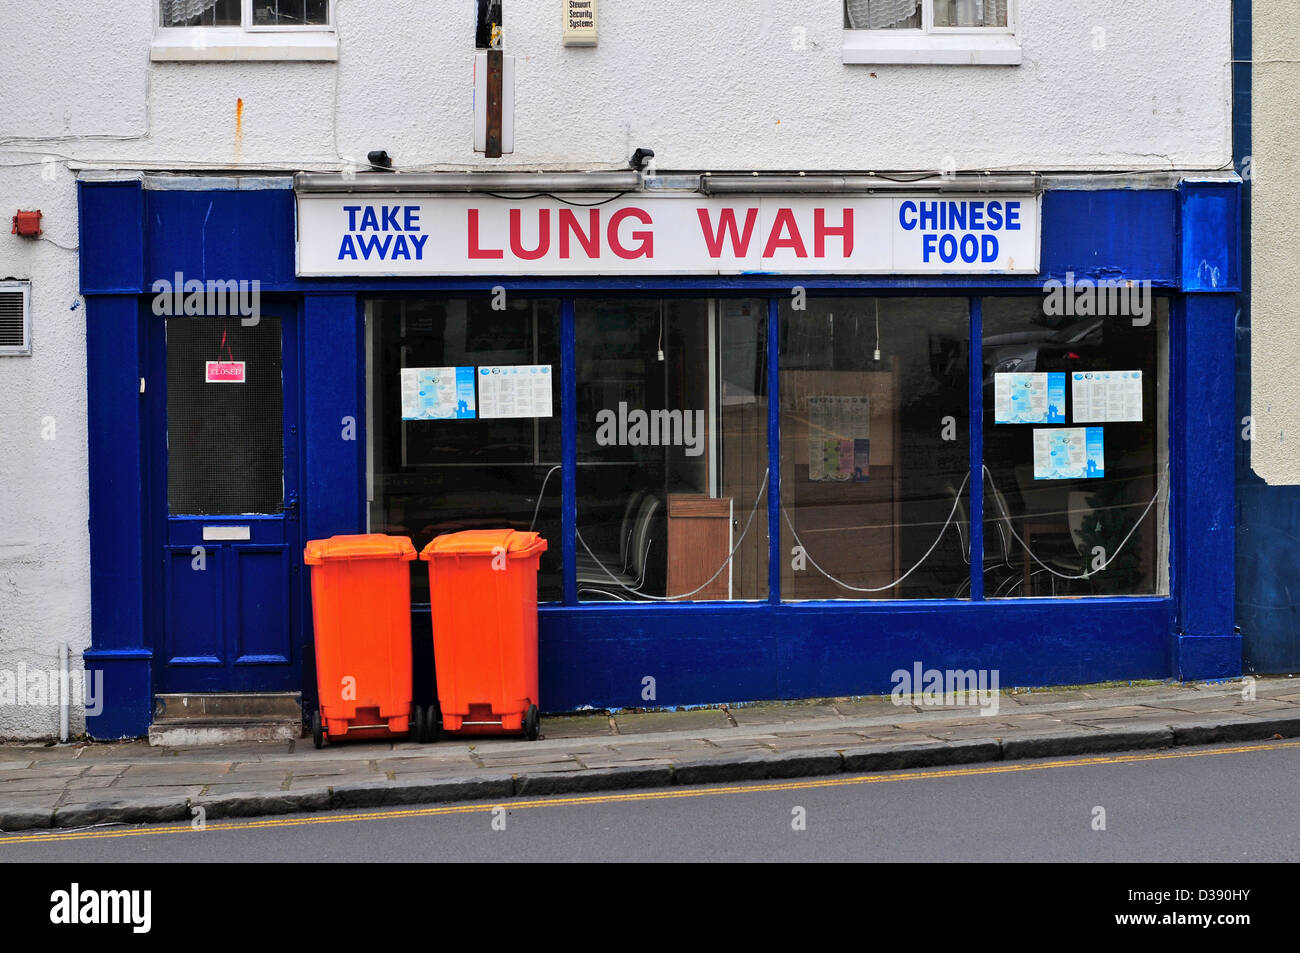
150, 693, 303, 746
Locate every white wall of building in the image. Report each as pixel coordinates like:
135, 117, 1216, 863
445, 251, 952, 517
0, 0, 1234, 738
1249, 4, 1300, 485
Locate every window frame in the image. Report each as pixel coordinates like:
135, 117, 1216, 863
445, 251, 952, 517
843, 0, 1022, 66
151, 0, 338, 62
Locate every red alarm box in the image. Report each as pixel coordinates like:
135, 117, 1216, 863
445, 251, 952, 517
12, 210, 42, 237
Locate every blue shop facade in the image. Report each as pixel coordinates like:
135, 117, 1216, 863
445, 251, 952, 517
78, 171, 1242, 739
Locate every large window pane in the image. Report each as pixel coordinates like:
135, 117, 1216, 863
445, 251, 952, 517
167, 315, 283, 516
981, 297, 1170, 598
576, 298, 769, 602
845, 1, 922, 29
779, 297, 970, 601
367, 297, 562, 603
161, 0, 241, 27
933, 0, 1008, 28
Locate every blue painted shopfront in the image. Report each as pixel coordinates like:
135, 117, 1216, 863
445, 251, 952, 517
78, 175, 1241, 740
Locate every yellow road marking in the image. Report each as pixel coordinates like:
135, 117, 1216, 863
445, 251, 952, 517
3, 739, 1295, 847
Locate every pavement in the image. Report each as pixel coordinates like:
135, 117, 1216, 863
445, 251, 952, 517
2, 677, 1298, 834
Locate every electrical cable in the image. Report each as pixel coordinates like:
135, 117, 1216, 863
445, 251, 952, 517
529, 464, 562, 532
983, 464, 1167, 581
781, 471, 970, 593
576, 468, 769, 602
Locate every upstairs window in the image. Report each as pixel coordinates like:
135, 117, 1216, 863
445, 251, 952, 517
154, 1, 337, 60
161, 1, 330, 28
845, 1, 1008, 30
843, 0, 1020, 65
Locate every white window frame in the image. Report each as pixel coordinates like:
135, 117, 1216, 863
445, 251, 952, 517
0, 281, 32, 357
843, 0, 1022, 66
151, 0, 338, 62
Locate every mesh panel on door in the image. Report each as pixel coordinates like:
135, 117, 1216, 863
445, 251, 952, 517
167, 317, 284, 516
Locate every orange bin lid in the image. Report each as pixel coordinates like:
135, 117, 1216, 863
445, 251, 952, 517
419, 529, 548, 560
303, 534, 417, 564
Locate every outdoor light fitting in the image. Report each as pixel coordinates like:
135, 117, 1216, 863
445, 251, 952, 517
629, 148, 655, 172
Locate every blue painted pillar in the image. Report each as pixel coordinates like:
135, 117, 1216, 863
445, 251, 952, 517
302, 293, 365, 542
83, 295, 153, 739
79, 179, 152, 739
1175, 181, 1242, 679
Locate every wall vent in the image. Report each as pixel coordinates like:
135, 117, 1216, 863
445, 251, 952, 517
0, 282, 31, 356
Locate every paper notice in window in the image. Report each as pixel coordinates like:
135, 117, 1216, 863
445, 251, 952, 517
477, 365, 553, 419
994, 372, 1066, 424
1071, 370, 1142, 423
808, 395, 869, 481
400, 366, 477, 420
1033, 427, 1105, 480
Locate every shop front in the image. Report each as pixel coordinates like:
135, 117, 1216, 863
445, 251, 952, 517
77, 171, 1241, 739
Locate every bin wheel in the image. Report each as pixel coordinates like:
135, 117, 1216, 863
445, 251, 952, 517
428, 701, 442, 743
311, 709, 324, 749
523, 704, 540, 741
410, 704, 425, 743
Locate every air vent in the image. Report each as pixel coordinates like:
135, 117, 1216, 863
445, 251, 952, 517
0, 283, 30, 356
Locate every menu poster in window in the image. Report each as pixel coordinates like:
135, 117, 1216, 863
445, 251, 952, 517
1071, 370, 1143, 423
478, 364, 554, 419
1033, 427, 1105, 480
400, 366, 477, 420
807, 395, 870, 482
995, 372, 1066, 424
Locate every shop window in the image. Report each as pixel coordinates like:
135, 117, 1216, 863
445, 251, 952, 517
843, 0, 1021, 64
778, 297, 970, 601
981, 297, 1170, 598
367, 297, 563, 603
575, 298, 769, 602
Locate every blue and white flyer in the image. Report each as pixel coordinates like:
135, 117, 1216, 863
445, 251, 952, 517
995, 372, 1066, 424
1033, 426, 1105, 480
400, 366, 478, 420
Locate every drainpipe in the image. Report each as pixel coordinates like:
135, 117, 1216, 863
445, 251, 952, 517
59, 644, 69, 743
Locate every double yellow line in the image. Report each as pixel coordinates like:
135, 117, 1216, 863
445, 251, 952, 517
3, 739, 1294, 847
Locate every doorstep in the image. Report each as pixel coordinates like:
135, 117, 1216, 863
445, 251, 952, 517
148, 693, 302, 747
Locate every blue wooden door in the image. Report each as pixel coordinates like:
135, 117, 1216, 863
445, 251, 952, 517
151, 309, 302, 693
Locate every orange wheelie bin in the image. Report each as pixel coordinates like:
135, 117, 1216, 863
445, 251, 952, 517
420, 529, 548, 740
303, 534, 426, 748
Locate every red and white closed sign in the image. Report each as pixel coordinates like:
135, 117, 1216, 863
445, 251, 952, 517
205, 361, 246, 383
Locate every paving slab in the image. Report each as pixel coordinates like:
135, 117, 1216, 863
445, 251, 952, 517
729, 702, 844, 726
536, 714, 616, 738
611, 709, 732, 734
828, 697, 900, 718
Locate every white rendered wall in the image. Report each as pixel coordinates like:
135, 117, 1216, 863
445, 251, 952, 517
1249, 4, 1300, 485
0, 0, 1234, 738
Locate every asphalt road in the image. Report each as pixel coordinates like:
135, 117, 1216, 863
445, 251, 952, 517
3, 740, 1297, 863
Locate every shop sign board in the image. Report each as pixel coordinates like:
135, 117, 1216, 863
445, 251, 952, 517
296, 193, 1040, 277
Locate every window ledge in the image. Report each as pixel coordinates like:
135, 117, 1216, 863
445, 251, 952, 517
151, 29, 338, 62
842, 31, 1021, 66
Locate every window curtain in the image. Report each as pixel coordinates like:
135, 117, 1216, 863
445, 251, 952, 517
935, 0, 1010, 27
845, 0, 922, 30
162, 0, 224, 25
